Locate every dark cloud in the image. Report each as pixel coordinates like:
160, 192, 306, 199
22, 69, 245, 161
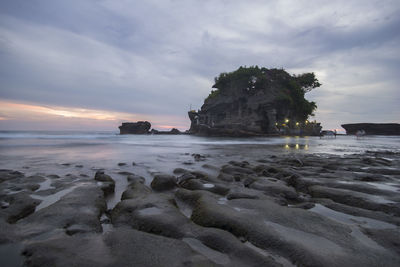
0, 0, 399, 130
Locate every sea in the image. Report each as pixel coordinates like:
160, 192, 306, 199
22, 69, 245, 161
1, 131, 399, 215
1, 130, 399, 175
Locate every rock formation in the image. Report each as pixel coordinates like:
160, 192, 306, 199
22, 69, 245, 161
150, 128, 182, 135
119, 122, 184, 135
119, 121, 151, 134
341, 123, 400, 135
189, 66, 322, 136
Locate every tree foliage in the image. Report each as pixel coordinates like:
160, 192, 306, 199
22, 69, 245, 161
208, 66, 321, 121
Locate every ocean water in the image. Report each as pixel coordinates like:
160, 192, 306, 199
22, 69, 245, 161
1, 131, 399, 183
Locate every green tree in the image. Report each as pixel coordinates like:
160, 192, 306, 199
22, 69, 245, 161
207, 66, 321, 121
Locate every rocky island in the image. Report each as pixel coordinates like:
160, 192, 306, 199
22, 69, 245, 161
119, 121, 151, 134
341, 123, 400, 135
189, 66, 322, 136
119, 121, 182, 135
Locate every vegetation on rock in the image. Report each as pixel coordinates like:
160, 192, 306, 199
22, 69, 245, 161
208, 66, 320, 122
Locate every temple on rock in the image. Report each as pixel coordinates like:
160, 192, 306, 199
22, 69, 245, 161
188, 66, 322, 136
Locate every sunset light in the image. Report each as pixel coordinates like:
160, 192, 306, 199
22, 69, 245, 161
0, 100, 188, 131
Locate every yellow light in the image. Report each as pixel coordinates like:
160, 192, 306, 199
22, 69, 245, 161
295, 144, 299, 149
282, 123, 286, 126
285, 119, 289, 123
275, 122, 278, 126
296, 122, 299, 126
305, 120, 309, 124
285, 144, 290, 149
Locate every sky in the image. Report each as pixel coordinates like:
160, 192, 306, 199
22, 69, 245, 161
0, 0, 399, 132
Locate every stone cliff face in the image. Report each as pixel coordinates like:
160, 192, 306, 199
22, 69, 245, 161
341, 123, 400, 135
189, 67, 321, 136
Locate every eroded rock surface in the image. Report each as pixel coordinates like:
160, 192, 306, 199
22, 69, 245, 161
0, 151, 399, 266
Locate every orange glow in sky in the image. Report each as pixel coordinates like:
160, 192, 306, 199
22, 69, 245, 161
0, 100, 133, 121
0, 99, 189, 131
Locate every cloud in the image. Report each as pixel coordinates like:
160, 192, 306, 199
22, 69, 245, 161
0, 0, 399, 131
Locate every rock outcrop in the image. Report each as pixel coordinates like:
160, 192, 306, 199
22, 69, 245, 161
119, 121, 151, 134
150, 128, 182, 135
189, 66, 322, 136
341, 123, 400, 135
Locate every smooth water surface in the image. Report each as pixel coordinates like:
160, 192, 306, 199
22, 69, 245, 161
1, 131, 399, 182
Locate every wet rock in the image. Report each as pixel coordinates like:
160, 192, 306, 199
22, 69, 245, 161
362, 228, 400, 255
228, 161, 250, 168
192, 228, 281, 266
179, 179, 229, 196
175, 188, 208, 207
309, 185, 400, 216
192, 153, 206, 161
118, 171, 134, 175
356, 175, 392, 182
94, 171, 115, 196
217, 173, 234, 182
190, 194, 399, 266
201, 164, 220, 171
1, 200, 9, 209
177, 173, 197, 184
126, 174, 145, 183
287, 174, 310, 193
94, 171, 113, 182
105, 228, 216, 266
249, 178, 298, 200
190, 171, 211, 180
117, 162, 127, 166
0, 220, 18, 243
0, 192, 41, 223
112, 194, 189, 239
243, 176, 258, 187
361, 167, 400, 175
221, 165, 255, 176
314, 198, 400, 226
65, 224, 94, 236
19, 185, 106, 238
121, 180, 151, 200
150, 175, 177, 191
0, 169, 24, 183
289, 202, 315, 209
179, 176, 203, 190
26, 184, 40, 191
173, 168, 190, 175
226, 192, 260, 200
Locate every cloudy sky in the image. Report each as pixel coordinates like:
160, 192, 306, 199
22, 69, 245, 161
0, 0, 399, 131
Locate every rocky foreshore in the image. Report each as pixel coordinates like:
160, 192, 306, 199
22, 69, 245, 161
1, 151, 400, 266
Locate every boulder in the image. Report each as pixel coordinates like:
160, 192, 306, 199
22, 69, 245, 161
150, 175, 177, 191
94, 171, 115, 196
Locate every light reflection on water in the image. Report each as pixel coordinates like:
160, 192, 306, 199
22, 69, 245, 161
0, 132, 399, 181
